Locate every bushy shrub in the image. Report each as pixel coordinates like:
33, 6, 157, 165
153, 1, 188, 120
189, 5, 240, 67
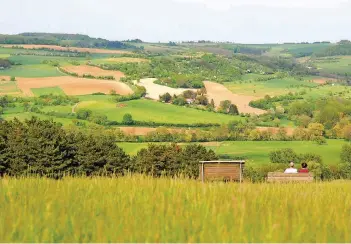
131, 144, 217, 178
269, 148, 299, 164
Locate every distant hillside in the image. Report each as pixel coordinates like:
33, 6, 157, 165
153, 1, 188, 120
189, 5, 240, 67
0, 33, 140, 50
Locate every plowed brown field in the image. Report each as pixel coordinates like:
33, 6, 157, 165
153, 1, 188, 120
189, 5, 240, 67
1, 44, 131, 54
14, 76, 132, 96
204, 81, 266, 115
311, 78, 337, 84
62, 65, 125, 80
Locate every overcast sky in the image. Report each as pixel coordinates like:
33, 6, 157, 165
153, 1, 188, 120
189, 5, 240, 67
1, 0, 350, 43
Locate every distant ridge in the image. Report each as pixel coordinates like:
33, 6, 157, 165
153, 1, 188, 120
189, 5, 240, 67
0, 32, 140, 50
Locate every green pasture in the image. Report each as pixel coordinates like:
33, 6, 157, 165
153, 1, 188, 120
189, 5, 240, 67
312, 56, 351, 75
225, 77, 318, 97
118, 140, 345, 165
303, 84, 351, 99
76, 94, 116, 102
0, 54, 10, 58
77, 99, 244, 124
89, 57, 149, 65
31, 86, 66, 96
1, 112, 87, 127
8, 55, 86, 66
0, 64, 65, 77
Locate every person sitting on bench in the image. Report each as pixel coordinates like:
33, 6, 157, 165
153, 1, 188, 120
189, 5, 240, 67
284, 162, 298, 174
298, 162, 309, 173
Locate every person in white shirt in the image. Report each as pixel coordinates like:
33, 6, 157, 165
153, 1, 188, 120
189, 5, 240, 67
284, 162, 298, 173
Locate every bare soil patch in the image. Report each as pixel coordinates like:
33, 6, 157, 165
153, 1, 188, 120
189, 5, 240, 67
2, 44, 131, 54
311, 78, 337, 84
62, 65, 125, 80
204, 81, 266, 115
136, 78, 197, 100
15, 76, 133, 97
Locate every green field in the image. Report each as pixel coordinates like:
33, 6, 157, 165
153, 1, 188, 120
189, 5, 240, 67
225, 77, 317, 97
0, 64, 65, 77
1, 176, 350, 242
1, 112, 90, 127
31, 86, 66, 96
118, 140, 346, 165
312, 56, 351, 75
77, 99, 243, 124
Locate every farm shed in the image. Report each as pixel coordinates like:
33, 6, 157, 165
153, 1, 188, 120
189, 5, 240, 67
199, 160, 245, 182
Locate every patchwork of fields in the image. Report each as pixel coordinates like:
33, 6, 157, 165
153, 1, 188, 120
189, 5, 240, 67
1, 43, 351, 166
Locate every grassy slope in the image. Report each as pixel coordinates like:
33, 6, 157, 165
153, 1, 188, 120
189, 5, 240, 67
1, 111, 87, 127
77, 99, 243, 124
224, 77, 317, 97
118, 140, 346, 165
31, 87, 66, 96
0, 177, 350, 242
0, 64, 65, 77
312, 56, 351, 75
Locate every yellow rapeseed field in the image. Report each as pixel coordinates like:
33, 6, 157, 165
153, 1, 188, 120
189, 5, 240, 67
0, 176, 350, 242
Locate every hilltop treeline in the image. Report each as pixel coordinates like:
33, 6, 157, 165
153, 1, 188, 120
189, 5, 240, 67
0, 33, 139, 50
0, 117, 216, 178
315, 41, 351, 57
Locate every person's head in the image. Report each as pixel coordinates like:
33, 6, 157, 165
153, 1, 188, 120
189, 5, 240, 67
289, 162, 294, 168
301, 162, 308, 169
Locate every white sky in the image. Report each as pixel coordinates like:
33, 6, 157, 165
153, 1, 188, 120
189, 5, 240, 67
0, 0, 350, 43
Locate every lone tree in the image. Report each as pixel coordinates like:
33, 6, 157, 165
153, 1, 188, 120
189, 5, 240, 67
210, 99, 215, 108
228, 104, 239, 115
122, 113, 134, 125
219, 100, 232, 113
159, 93, 172, 103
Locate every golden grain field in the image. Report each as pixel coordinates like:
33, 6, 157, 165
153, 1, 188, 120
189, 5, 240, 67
0, 176, 350, 242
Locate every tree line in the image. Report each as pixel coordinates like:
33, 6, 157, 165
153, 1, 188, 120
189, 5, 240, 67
0, 117, 216, 178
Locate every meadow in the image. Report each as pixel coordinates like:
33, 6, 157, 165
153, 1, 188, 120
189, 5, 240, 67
224, 77, 318, 97
76, 98, 243, 124
312, 56, 351, 76
118, 140, 346, 165
0, 64, 65, 78
0, 176, 350, 243
31, 86, 66, 96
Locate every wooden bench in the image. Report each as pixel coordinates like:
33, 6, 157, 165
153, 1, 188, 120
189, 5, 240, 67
267, 172, 314, 183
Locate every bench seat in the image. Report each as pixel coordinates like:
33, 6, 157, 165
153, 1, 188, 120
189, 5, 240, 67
267, 172, 314, 183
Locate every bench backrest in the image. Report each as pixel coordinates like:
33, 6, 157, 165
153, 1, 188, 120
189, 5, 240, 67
267, 172, 314, 183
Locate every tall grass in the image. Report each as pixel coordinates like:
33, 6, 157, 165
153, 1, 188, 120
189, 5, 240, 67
1, 176, 350, 242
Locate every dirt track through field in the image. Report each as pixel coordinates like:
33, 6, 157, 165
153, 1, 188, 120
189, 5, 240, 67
204, 81, 266, 115
1, 44, 131, 54
136, 78, 197, 100
62, 65, 125, 80
13, 76, 133, 96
